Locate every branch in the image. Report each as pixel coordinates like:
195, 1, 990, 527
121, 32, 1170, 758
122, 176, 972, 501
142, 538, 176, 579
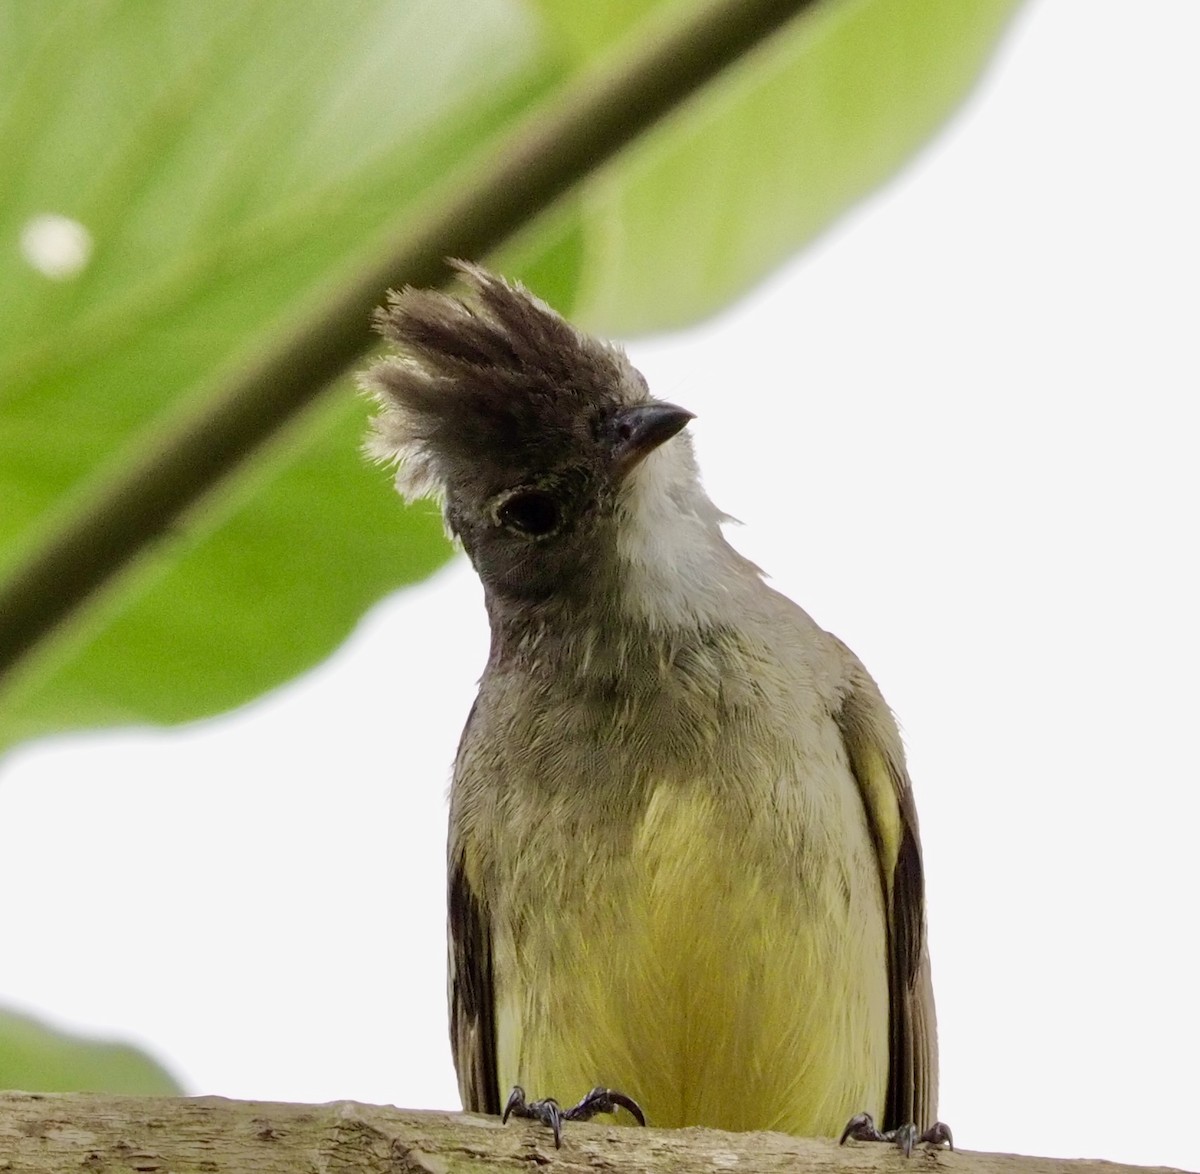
0, 0, 825, 693
0, 1093, 1192, 1174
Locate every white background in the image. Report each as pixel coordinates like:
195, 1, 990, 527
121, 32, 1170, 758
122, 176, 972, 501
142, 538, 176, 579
3, 2, 1198, 1168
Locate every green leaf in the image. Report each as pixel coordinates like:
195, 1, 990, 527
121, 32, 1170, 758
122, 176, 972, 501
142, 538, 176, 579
0, 0, 548, 745
526, 0, 1022, 332
0, 1008, 180, 1094
0, 0, 1020, 749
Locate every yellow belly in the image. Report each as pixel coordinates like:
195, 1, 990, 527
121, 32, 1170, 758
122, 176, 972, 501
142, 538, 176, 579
494, 782, 890, 1135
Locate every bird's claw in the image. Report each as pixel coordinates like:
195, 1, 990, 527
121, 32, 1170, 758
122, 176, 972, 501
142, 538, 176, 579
840, 1111, 954, 1157
503, 1084, 646, 1148
503, 1086, 565, 1147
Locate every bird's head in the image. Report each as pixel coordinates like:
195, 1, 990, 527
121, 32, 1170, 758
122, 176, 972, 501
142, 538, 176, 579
362, 263, 701, 609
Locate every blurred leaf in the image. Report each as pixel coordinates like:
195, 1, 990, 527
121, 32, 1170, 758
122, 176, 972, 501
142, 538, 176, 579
527, 0, 1021, 333
0, 0, 547, 746
0, 1008, 180, 1094
0, 0, 1020, 750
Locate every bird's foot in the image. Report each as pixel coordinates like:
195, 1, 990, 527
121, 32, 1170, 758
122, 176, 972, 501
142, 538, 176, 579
502, 1084, 646, 1149
840, 1112, 954, 1158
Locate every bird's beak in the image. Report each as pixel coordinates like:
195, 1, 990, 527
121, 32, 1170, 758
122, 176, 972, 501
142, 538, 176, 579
611, 402, 695, 479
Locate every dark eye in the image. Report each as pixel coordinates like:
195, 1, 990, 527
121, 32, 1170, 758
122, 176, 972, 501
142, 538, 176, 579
495, 489, 562, 538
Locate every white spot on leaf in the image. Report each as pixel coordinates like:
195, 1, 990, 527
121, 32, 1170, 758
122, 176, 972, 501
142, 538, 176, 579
19, 213, 93, 280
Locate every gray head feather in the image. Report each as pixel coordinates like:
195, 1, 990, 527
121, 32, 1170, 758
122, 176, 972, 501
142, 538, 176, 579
360, 263, 749, 620
361, 261, 650, 507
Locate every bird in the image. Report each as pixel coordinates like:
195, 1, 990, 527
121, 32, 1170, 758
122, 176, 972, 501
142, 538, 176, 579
362, 261, 948, 1154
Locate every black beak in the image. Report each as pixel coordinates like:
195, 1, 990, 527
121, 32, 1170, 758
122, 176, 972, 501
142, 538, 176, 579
611, 402, 694, 477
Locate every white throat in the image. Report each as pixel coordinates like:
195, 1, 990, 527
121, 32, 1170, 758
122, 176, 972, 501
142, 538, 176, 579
615, 435, 761, 629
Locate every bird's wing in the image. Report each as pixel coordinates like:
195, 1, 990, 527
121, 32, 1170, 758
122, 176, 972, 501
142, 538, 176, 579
832, 643, 938, 1131
448, 848, 501, 1114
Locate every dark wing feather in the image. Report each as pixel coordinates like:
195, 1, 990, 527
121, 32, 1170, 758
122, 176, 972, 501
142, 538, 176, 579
448, 853, 500, 1114
883, 815, 938, 1129
447, 696, 501, 1115
833, 652, 938, 1131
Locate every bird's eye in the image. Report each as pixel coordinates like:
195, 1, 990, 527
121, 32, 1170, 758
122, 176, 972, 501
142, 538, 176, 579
494, 489, 562, 538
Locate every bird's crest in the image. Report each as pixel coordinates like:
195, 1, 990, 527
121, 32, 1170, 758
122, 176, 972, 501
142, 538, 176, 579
361, 261, 647, 503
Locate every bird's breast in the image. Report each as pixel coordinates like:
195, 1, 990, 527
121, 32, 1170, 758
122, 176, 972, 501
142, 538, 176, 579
490, 772, 890, 1135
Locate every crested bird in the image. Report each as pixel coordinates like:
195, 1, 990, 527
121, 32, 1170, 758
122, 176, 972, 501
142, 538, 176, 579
362, 262, 947, 1154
